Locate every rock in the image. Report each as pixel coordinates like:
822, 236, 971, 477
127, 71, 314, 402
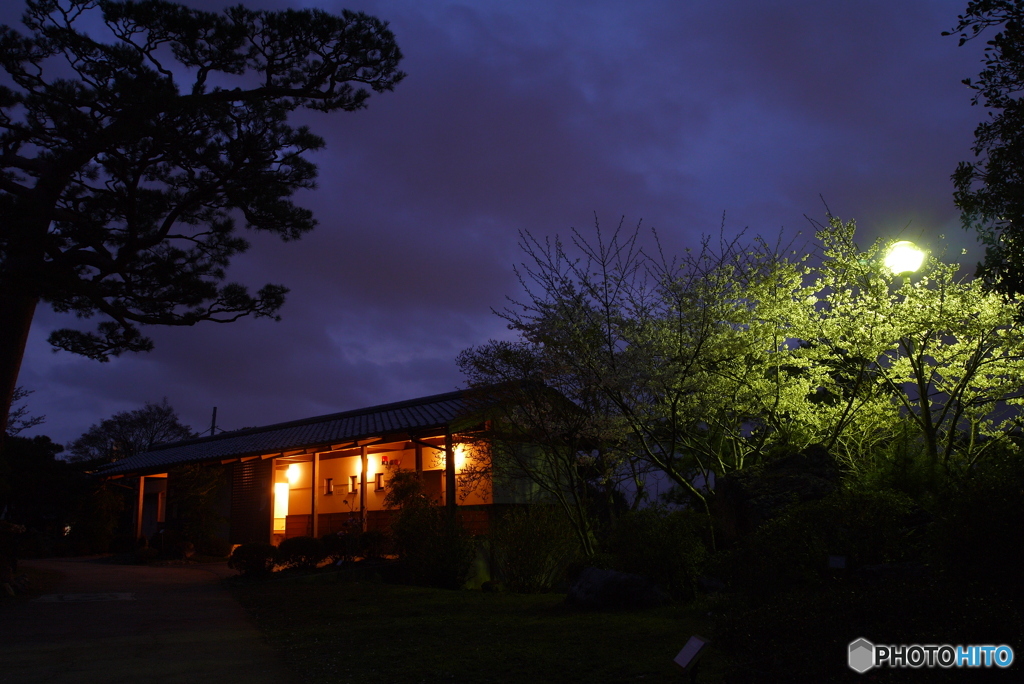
566, 567, 669, 610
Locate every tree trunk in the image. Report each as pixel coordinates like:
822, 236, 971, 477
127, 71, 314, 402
0, 290, 39, 440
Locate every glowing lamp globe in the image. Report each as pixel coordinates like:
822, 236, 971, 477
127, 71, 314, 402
883, 241, 925, 275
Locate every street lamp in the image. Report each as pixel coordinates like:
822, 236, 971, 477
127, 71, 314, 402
883, 240, 925, 275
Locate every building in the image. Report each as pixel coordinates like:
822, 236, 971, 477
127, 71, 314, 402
99, 387, 516, 546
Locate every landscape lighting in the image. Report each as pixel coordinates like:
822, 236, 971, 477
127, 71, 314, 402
883, 241, 925, 275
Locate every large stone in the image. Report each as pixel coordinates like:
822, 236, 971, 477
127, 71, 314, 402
566, 566, 670, 610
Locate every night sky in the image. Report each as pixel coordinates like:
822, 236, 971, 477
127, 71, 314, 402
4, 0, 991, 447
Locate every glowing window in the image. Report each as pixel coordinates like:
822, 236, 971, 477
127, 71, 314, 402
273, 482, 289, 533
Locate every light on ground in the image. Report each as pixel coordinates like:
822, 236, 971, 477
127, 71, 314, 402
883, 241, 925, 274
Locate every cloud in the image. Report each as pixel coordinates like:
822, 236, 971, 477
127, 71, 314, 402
7, 0, 988, 446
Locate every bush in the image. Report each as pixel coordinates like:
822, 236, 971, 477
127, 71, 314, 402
321, 532, 357, 562
109, 534, 136, 553
360, 529, 389, 560
148, 529, 177, 557
385, 471, 475, 589
392, 501, 475, 589
167, 464, 226, 550
932, 452, 1024, 589
135, 546, 160, 564
605, 507, 707, 601
0, 521, 24, 578
198, 536, 233, 558
67, 482, 125, 554
277, 535, 326, 570
715, 487, 919, 594
490, 505, 581, 593
228, 542, 278, 576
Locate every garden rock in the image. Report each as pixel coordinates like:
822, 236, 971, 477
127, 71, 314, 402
566, 567, 669, 610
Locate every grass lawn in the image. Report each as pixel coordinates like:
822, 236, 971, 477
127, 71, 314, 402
230, 572, 721, 684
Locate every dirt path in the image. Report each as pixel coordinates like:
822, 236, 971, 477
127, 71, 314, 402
0, 558, 295, 684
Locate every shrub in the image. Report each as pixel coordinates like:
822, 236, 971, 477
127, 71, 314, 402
715, 487, 919, 594
932, 452, 1024, 588
392, 501, 475, 589
386, 471, 475, 589
228, 542, 277, 576
135, 546, 159, 564
322, 531, 364, 562
149, 528, 194, 561
604, 507, 707, 601
360, 529, 389, 560
277, 536, 326, 570
198, 536, 233, 558
0, 521, 24, 578
167, 464, 226, 550
109, 534, 136, 553
67, 482, 125, 554
490, 505, 581, 593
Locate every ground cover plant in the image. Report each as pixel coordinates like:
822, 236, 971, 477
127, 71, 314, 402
230, 576, 722, 684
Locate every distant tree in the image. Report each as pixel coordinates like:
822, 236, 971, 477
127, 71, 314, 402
0, 0, 405, 437
458, 341, 642, 557
67, 398, 194, 463
5, 386, 44, 436
946, 1, 1024, 296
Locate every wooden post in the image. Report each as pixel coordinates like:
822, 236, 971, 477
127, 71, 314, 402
267, 457, 276, 545
135, 475, 146, 542
360, 446, 368, 532
312, 452, 319, 538
415, 442, 423, 473
445, 428, 456, 512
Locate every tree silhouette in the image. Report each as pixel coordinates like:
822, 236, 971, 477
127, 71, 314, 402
947, 1, 1024, 297
0, 0, 405, 435
66, 398, 194, 463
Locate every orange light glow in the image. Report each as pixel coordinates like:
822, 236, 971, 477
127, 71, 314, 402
286, 464, 300, 485
273, 482, 289, 532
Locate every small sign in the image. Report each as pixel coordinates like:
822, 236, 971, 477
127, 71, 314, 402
674, 635, 709, 671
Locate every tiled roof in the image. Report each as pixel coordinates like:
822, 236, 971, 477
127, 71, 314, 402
99, 387, 489, 477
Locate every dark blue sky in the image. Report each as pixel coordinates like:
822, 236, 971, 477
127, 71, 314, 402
4, 0, 991, 446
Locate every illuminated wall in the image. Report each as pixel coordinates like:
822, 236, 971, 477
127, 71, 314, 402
274, 439, 493, 522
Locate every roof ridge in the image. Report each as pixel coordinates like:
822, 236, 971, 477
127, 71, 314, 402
146, 386, 472, 452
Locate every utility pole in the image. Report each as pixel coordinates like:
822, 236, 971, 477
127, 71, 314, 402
210, 407, 217, 437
